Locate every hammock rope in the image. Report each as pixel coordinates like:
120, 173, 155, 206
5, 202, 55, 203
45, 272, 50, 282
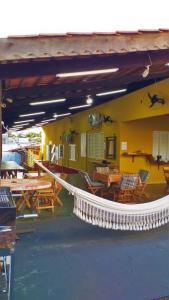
35, 161, 169, 231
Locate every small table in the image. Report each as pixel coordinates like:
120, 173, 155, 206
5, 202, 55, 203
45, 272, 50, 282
93, 172, 121, 187
0, 179, 52, 211
0, 161, 25, 178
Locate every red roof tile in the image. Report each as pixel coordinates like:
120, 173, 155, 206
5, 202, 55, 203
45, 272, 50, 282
1, 30, 169, 62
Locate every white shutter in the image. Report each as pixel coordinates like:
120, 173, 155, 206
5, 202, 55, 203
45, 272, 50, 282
80, 133, 86, 157
87, 132, 104, 159
58, 144, 64, 158
46, 144, 52, 161
152, 131, 159, 159
69, 144, 76, 161
159, 132, 168, 161
153, 131, 169, 162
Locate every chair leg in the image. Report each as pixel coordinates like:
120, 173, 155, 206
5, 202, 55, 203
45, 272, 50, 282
54, 194, 63, 206
35, 194, 55, 214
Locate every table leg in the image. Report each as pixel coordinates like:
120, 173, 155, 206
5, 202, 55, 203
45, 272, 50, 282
16, 191, 32, 211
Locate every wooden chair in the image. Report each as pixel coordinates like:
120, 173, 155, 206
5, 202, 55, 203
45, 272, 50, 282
134, 169, 150, 200
53, 173, 67, 205
1, 170, 16, 179
34, 176, 64, 213
111, 173, 139, 203
79, 170, 105, 195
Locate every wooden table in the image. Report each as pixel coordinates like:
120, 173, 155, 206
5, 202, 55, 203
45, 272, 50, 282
0, 161, 25, 178
93, 172, 121, 187
0, 179, 52, 211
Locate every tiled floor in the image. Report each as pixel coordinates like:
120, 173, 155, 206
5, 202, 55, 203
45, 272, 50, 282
12, 180, 169, 300
13, 216, 169, 300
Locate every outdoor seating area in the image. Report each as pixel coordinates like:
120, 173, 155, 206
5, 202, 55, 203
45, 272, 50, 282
79, 167, 152, 204
0, 159, 169, 300
0, 159, 168, 217
2, 26, 169, 300
0, 161, 67, 215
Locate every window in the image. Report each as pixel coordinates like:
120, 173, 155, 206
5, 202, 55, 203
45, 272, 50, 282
80, 133, 86, 157
58, 144, 64, 158
153, 131, 169, 162
87, 132, 105, 159
69, 144, 76, 161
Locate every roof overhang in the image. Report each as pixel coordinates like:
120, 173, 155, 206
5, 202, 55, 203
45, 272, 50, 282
1, 30, 169, 130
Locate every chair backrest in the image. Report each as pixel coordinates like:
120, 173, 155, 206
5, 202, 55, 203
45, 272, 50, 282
138, 169, 150, 183
79, 171, 93, 186
163, 167, 169, 184
36, 175, 55, 189
120, 173, 139, 190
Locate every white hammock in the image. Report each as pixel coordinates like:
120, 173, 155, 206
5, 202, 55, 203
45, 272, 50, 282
35, 161, 169, 231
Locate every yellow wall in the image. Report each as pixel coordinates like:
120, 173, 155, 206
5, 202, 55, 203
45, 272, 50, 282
119, 116, 169, 183
43, 109, 119, 171
43, 78, 169, 183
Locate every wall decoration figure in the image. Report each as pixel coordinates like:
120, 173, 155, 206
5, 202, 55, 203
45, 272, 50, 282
147, 93, 165, 108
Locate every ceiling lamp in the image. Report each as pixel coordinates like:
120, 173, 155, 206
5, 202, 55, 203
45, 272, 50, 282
19, 112, 45, 117
86, 95, 93, 105
9, 128, 19, 131
142, 65, 150, 78
56, 68, 119, 78
12, 123, 30, 128
36, 122, 48, 126
12, 125, 23, 128
69, 104, 91, 110
96, 88, 127, 96
41, 118, 56, 122
30, 99, 66, 106
6, 98, 13, 103
18, 123, 30, 126
53, 113, 71, 118
142, 53, 152, 78
14, 119, 34, 124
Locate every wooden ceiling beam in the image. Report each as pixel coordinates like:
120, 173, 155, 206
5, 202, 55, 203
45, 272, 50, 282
32, 77, 43, 87
4, 71, 169, 104
5, 78, 127, 99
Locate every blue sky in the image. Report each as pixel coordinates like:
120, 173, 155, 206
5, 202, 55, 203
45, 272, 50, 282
0, 0, 169, 37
